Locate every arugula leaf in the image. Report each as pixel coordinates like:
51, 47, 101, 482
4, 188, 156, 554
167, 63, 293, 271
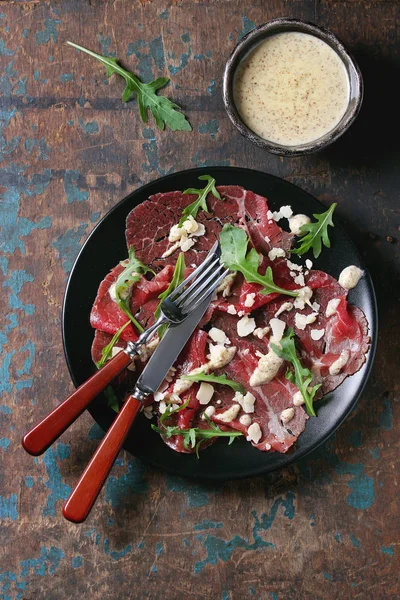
155, 253, 185, 338
179, 175, 220, 226
95, 321, 130, 369
271, 328, 320, 417
220, 224, 298, 297
66, 41, 192, 132
104, 386, 120, 413
181, 371, 245, 394
151, 401, 242, 458
291, 203, 337, 258
114, 245, 154, 333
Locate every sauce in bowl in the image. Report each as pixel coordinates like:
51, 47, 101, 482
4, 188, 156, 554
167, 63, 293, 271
233, 31, 350, 147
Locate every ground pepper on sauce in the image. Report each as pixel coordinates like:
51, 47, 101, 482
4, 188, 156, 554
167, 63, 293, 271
233, 32, 350, 146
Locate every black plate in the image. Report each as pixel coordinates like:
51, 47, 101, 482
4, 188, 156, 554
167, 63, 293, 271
62, 167, 377, 480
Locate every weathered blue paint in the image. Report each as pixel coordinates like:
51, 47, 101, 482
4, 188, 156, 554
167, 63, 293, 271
249, 587, 256, 595
78, 117, 99, 135
159, 9, 169, 20
0, 493, 18, 520
165, 474, 221, 508
105, 457, 148, 507
349, 430, 363, 448
142, 127, 174, 177
63, 169, 89, 203
198, 119, 219, 140
24, 136, 51, 160
0, 39, 14, 56
110, 544, 132, 561
191, 153, 231, 168
59, 73, 74, 83
42, 443, 72, 517
168, 34, 191, 75
379, 395, 392, 430
53, 223, 88, 274
33, 70, 40, 81
349, 534, 361, 549
322, 572, 332, 581
98, 34, 115, 57
90, 211, 101, 223
194, 520, 223, 531
238, 15, 256, 40
126, 36, 165, 81
269, 593, 279, 600
71, 556, 83, 569
3, 270, 35, 315
0, 438, 10, 451
19, 546, 65, 577
25, 476, 34, 488
156, 542, 163, 557
221, 591, 230, 600
35, 19, 60, 45
88, 423, 105, 440
369, 447, 379, 459
381, 544, 394, 556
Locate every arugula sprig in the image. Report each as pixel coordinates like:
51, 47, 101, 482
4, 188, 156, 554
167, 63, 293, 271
66, 41, 191, 132
291, 203, 336, 259
220, 224, 298, 297
151, 401, 242, 457
154, 253, 186, 338
96, 321, 130, 369
114, 246, 154, 333
179, 175, 220, 226
181, 371, 245, 394
271, 328, 320, 417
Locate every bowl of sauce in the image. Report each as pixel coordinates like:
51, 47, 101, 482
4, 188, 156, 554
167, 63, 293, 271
223, 18, 363, 156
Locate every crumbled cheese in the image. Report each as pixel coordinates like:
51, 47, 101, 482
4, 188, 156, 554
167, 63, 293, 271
268, 247, 286, 261
159, 401, 167, 415
237, 310, 245, 317
244, 293, 256, 307
294, 286, 313, 310
255, 350, 264, 358
216, 399, 222, 405
246, 422, 262, 443
207, 344, 237, 369
295, 312, 318, 330
250, 349, 283, 387
265, 443, 271, 450
216, 272, 236, 297
162, 216, 205, 257
108, 282, 118, 302
196, 382, 215, 405
286, 260, 302, 272
281, 407, 295, 424
326, 298, 341, 318
264, 235, 270, 243
217, 403, 241, 422
253, 326, 270, 339
269, 318, 286, 342
294, 273, 305, 287
288, 213, 311, 235
311, 302, 320, 312
305, 259, 313, 270
237, 315, 256, 337
274, 301, 293, 317
209, 327, 230, 345
338, 266, 364, 290
139, 337, 160, 362
293, 391, 304, 406
227, 304, 237, 315
310, 328, 325, 341
329, 350, 350, 375
111, 346, 123, 358
172, 365, 204, 395
267, 210, 274, 221
143, 405, 154, 420
234, 391, 256, 413
165, 366, 177, 383
203, 405, 215, 419
239, 414, 252, 426
242, 348, 250, 356
272, 205, 293, 222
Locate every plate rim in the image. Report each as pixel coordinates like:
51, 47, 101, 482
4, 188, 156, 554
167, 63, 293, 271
62, 166, 378, 481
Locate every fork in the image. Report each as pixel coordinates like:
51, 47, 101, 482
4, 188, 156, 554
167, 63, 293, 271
22, 242, 228, 457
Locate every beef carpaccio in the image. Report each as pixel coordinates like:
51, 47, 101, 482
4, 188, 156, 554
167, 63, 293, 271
90, 185, 370, 455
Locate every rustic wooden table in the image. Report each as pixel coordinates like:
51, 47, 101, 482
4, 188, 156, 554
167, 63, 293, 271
1, 1, 399, 598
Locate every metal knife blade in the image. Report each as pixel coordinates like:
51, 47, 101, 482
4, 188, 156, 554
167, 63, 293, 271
133, 293, 212, 398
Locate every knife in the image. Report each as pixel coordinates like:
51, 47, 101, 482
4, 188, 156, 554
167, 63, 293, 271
62, 294, 213, 523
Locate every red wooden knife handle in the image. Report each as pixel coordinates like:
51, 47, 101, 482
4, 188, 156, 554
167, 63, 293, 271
21, 350, 133, 456
62, 395, 142, 523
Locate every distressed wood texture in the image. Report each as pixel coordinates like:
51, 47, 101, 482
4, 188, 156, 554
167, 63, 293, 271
1, 1, 399, 598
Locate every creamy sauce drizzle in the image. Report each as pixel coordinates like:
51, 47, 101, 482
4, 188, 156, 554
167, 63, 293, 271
233, 32, 350, 146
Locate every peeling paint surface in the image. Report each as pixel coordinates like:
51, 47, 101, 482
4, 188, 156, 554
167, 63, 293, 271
0, 1, 399, 599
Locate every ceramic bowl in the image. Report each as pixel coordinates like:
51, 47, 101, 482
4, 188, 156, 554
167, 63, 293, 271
223, 17, 363, 157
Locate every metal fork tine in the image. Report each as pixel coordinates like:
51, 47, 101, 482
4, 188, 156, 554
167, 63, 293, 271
174, 257, 221, 306
180, 265, 227, 313
168, 241, 219, 301
185, 269, 230, 314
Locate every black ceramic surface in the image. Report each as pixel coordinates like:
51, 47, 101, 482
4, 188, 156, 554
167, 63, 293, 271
62, 167, 377, 481
223, 18, 364, 157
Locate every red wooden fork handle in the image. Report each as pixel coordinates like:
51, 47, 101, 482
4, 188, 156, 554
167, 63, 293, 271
62, 395, 142, 523
21, 350, 133, 456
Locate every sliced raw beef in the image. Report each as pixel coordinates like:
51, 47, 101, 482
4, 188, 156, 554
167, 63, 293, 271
90, 263, 174, 340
